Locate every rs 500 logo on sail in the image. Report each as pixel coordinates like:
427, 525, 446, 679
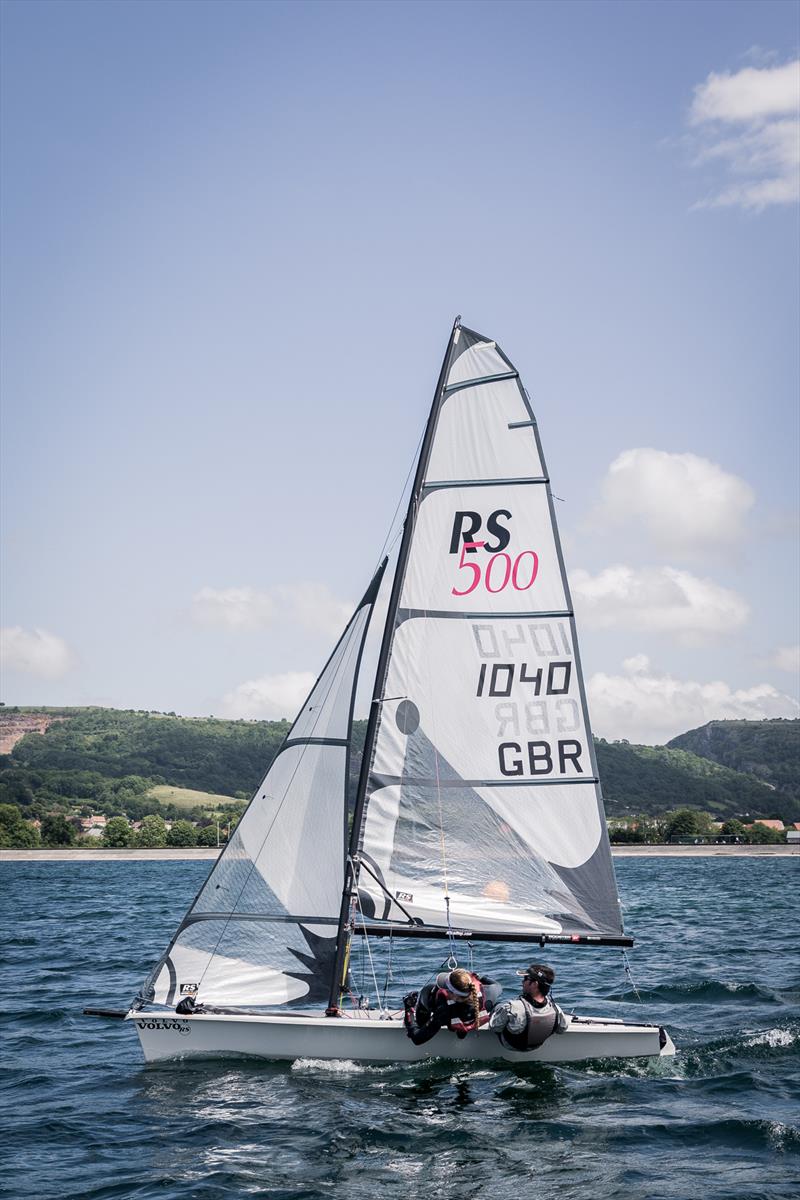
448, 509, 540, 597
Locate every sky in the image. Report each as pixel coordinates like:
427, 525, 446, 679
1, 0, 798, 745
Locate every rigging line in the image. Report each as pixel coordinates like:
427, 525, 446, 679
381, 921, 412, 999
352, 856, 387, 1016
192, 615, 362, 996
374, 425, 426, 569
383, 524, 404, 561
622, 950, 642, 1005
356, 924, 367, 1003
381, 929, 395, 1009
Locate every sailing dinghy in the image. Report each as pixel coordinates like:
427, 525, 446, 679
91, 319, 675, 1064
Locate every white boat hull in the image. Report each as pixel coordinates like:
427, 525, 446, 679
129, 1009, 675, 1065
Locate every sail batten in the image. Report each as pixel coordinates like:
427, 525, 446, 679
423, 476, 549, 491
397, 607, 574, 622
444, 370, 519, 395
370, 774, 600, 788
179, 914, 341, 927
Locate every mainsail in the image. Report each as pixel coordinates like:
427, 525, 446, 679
353, 322, 623, 943
142, 565, 384, 1008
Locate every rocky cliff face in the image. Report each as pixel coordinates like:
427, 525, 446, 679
0, 712, 62, 755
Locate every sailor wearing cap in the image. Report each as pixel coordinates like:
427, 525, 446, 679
488, 962, 567, 1051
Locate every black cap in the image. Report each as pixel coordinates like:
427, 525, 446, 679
516, 962, 555, 986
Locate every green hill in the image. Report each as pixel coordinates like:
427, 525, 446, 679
0, 706, 796, 823
1, 706, 289, 796
667, 720, 800, 809
595, 738, 796, 821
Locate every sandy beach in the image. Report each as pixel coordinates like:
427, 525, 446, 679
1, 844, 796, 862
610, 844, 797, 857
0, 848, 221, 861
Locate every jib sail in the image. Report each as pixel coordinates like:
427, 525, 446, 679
142, 564, 385, 1008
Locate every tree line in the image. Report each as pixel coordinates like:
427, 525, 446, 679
0, 806, 235, 849
609, 808, 788, 845
1, 709, 797, 844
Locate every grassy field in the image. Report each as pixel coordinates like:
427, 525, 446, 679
146, 784, 239, 811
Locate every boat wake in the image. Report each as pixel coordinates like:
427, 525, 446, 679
608, 979, 784, 1004
570, 1021, 799, 1083
291, 1057, 381, 1075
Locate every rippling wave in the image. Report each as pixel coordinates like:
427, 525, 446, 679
607, 979, 791, 1004
2, 857, 798, 1199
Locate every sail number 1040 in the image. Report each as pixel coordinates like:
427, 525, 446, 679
451, 541, 539, 596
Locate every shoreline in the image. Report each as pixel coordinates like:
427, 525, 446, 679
0, 844, 796, 862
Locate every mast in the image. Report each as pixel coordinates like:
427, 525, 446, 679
326, 315, 463, 1015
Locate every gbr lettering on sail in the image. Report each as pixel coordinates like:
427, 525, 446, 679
448, 507, 586, 781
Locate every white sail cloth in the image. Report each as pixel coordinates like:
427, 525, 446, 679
358, 327, 623, 938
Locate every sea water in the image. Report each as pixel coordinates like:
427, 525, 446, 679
1, 857, 798, 1200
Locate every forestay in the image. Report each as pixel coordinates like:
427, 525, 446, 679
142, 568, 384, 1009
356, 325, 623, 939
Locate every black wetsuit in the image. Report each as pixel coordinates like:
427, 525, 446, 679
404, 976, 498, 1046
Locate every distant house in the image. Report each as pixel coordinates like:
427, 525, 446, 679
79, 815, 108, 839
745, 819, 784, 831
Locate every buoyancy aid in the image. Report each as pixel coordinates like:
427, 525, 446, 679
499, 995, 560, 1051
435, 973, 484, 1032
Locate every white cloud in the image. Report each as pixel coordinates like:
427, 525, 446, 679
220, 671, 316, 720
192, 586, 276, 631
587, 654, 799, 744
570, 565, 749, 644
273, 583, 354, 639
690, 60, 799, 124
687, 58, 799, 211
597, 448, 754, 555
771, 644, 800, 674
192, 582, 353, 638
0, 626, 75, 679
